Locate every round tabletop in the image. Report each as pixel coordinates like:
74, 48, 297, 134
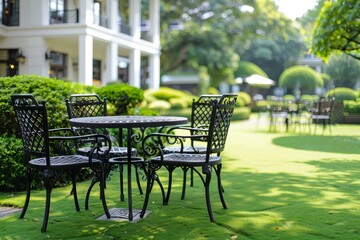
69, 115, 188, 128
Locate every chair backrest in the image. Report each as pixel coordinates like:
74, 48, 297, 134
66, 94, 106, 119
11, 94, 50, 160
191, 95, 222, 128
312, 97, 335, 117
206, 94, 237, 155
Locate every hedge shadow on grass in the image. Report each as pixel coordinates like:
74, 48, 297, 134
272, 135, 360, 154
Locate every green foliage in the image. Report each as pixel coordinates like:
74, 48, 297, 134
234, 61, 268, 78
325, 53, 360, 88
279, 66, 323, 94
236, 92, 252, 107
160, 22, 239, 87
169, 98, 188, 110
283, 94, 296, 101
0, 135, 28, 191
96, 83, 144, 115
325, 87, 358, 101
147, 100, 171, 113
300, 94, 320, 102
198, 66, 210, 95
150, 87, 190, 101
0, 75, 97, 136
206, 87, 220, 95
144, 87, 194, 109
312, 0, 360, 61
343, 100, 360, 115
252, 100, 269, 112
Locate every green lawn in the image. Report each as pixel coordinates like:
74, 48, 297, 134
1, 116, 360, 239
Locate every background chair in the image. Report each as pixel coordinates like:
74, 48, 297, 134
11, 94, 111, 232
161, 95, 222, 199
310, 97, 335, 134
66, 94, 144, 203
140, 94, 237, 222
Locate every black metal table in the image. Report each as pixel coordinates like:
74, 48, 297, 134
69, 115, 188, 221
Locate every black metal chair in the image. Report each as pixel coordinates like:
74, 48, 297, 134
65, 94, 144, 203
310, 97, 335, 134
11, 94, 111, 232
140, 94, 237, 222
161, 95, 222, 199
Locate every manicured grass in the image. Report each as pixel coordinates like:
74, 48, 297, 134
1, 116, 360, 239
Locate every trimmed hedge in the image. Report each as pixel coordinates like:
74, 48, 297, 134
0, 75, 145, 191
325, 87, 358, 101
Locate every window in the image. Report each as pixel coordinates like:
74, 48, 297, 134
50, 0, 66, 23
0, 49, 19, 77
1, 0, 19, 26
49, 51, 68, 79
93, 59, 101, 86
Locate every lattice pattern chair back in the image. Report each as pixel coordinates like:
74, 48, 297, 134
11, 94, 50, 160
312, 97, 335, 117
192, 95, 222, 128
66, 94, 106, 118
208, 94, 237, 155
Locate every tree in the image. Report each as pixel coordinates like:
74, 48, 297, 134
279, 66, 323, 95
160, 22, 239, 87
237, 0, 306, 81
312, 0, 360, 61
234, 61, 268, 78
325, 53, 360, 88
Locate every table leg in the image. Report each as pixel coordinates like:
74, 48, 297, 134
126, 127, 133, 221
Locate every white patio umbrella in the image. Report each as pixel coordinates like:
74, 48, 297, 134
244, 74, 275, 86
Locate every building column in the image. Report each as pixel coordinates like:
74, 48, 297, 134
129, 0, 141, 39
106, 0, 118, 31
105, 42, 118, 85
149, 0, 160, 45
79, 0, 93, 25
129, 49, 141, 88
149, 54, 160, 89
78, 35, 93, 85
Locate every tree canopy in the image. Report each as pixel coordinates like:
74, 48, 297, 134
325, 53, 360, 88
160, 0, 306, 86
312, 0, 360, 61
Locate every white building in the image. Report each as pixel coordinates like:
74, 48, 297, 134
0, 0, 161, 89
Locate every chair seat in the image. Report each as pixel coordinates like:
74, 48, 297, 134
78, 146, 137, 157
312, 115, 330, 120
150, 153, 221, 167
29, 155, 102, 169
163, 146, 207, 154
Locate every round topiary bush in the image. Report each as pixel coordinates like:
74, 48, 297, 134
96, 83, 144, 115
325, 87, 358, 101
236, 92, 252, 107
235, 61, 268, 78
279, 66, 323, 94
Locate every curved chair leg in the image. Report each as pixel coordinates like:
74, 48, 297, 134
41, 170, 56, 233
19, 168, 33, 219
181, 167, 189, 200
85, 177, 99, 210
70, 171, 80, 212
214, 164, 227, 209
204, 170, 215, 222
93, 165, 110, 218
164, 166, 175, 205
134, 164, 143, 195
140, 169, 155, 218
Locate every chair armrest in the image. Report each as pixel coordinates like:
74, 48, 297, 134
142, 132, 208, 161
49, 133, 112, 161
48, 127, 75, 136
